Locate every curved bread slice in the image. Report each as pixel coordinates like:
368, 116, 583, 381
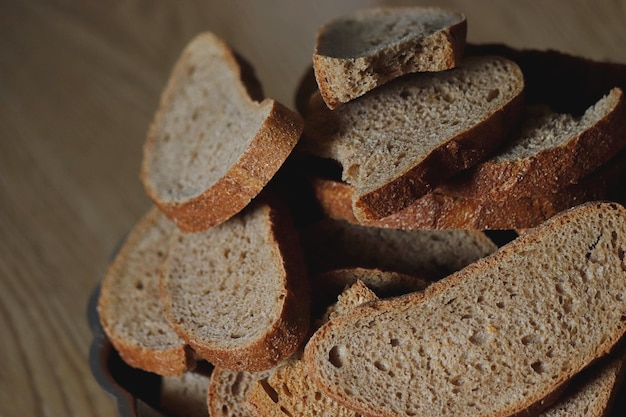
141, 32, 303, 232
161, 199, 310, 371
207, 367, 272, 417
313, 7, 466, 109
301, 218, 497, 279
304, 202, 626, 417
310, 146, 626, 230
97, 207, 194, 376
439, 88, 626, 201
302, 55, 524, 221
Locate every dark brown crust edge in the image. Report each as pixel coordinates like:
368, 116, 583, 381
313, 7, 467, 109
352, 79, 525, 221
439, 88, 626, 202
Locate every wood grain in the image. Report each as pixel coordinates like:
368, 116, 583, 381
1, 0, 625, 416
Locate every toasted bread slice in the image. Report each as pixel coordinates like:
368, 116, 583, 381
141, 32, 303, 232
313, 6, 466, 109
310, 145, 626, 230
97, 207, 195, 376
302, 55, 524, 221
207, 367, 272, 417
160, 198, 310, 371
304, 202, 626, 417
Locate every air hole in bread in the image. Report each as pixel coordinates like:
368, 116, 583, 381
521, 334, 540, 345
390, 338, 402, 347
260, 379, 279, 403
328, 345, 345, 368
495, 301, 505, 309
374, 360, 389, 372
487, 88, 500, 102
134, 280, 144, 290
279, 406, 294, 417
314, 391, 322, 401
531, 360, 546, 374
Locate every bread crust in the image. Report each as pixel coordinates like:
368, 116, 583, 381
160, 198, 310, 372
313, 7, 467, 109
97, 208, 195, 376
438, 88, 626, 202
310, 144, 626, 230
141, 32, 303, 233
351, 87, 525, 221
144, 100, 303, 233
303, 202, 626, 417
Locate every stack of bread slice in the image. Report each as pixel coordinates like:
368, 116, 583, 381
96, 6, 626, 417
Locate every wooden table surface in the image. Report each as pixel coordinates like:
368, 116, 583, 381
2, 0, 626, 416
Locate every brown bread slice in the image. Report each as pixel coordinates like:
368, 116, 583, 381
302, 55, 525, 221
538, 350, 626, 417
207, 367, 272, 417
309, 145, 626, 230
141, 32, 303, 232
300, 218, 497, 280
160, 198, 310, 371
313, 6, 466, 109
247, 281, 378, 417
304, 202, 626, 417
438, 87, 626, 201
97, 207, 195, 376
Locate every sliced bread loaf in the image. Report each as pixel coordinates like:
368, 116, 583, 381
438, 87, 626, 201
309, 145, 626, 230
301, 218, 497, 279
97, 207, 195, 376
141, 32, 303, 232
207, 367, 272, 417
302, 55, 525, 221
304, 202, 626, 417
247, 281, 378, 417
313, 6, 466, 109
160, 198, 310, 371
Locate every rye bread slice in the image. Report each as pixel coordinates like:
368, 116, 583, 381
438, 87, 626, 201
301, 55, 525, 221
160, 198, 310, 372
313, 6, 466, 109
141, 32, 303, 232
300, 218, 497, 280
97, 207, 195, 376
304, 201, 626, 417
309, 145, 626, 230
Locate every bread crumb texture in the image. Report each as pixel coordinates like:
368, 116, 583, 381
305, 202, 626, 417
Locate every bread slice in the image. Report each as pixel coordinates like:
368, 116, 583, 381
247, 281, 378, 417
160, 365, 213, 417
309, 146, 626, 230
97, 207, 195, 376
160, 198, 310, 371
538, 350, 626, 417
302, 55, 525, 221
313, 6, 466, 109
301, 218, 497, 280
141, 32, 303, 233
438, 88, 626, 201
207, 367, 272, 417
304, 202, 626, 417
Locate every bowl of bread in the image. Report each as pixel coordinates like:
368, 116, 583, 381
89, 6, 626, 417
